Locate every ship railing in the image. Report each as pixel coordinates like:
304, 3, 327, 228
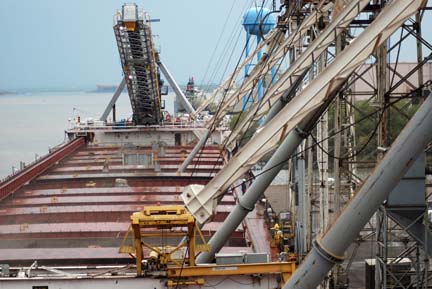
69, 120, 215, 131
0, 143, 68, 184
0, 140, 71, 184
0, 138, 85, 201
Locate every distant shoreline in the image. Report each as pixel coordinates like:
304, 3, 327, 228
0, 83, 220, 95
0, 90, 14, 95
0, 90, 88, 95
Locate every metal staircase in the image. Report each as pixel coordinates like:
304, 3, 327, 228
114, 4, 161, 125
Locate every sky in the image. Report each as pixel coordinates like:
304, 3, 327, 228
0, 0, 253, 91
1, 1, 431, 92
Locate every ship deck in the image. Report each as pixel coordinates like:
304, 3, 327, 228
0, 136, 273, 266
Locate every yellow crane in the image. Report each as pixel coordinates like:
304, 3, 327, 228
120, 205, 296, 287
120, 205, 208, 275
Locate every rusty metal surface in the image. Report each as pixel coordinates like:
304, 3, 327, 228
0, 142, 268, 265
20, 187, 187, 197
52, 164, 223, 172
0, 205, 235, 225
36, 172, 218, 180
0, 221, 242, 235
0, 137, 85, 201
231, 188, 274, 259
0, 221, 244, 240
243, 203, 275, 258
5, 195, 235, 207
20, 180, 211, 192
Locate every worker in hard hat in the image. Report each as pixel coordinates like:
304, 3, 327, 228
271, 223, 280, 239
274, 229, 284, 251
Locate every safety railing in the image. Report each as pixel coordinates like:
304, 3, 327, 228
0, 137, 85, 201
68, 120, 225, 131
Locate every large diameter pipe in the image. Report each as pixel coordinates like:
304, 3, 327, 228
178, 129, 210, 173
260, 70, 307, 127
197, 95, 333, 263
197, 126, 304, 263
283, 92, 432, 289
195, 87, 296, 262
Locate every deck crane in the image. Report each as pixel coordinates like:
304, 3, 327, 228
119, 205, 296, 287
119, 205, 205, 276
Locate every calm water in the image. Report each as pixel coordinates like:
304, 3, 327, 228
0, 91, 174, 179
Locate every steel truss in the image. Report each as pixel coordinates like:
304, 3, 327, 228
187, 1, 432, 288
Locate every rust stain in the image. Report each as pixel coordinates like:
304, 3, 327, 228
86, 181, 96, 187
19, 223, 29, 232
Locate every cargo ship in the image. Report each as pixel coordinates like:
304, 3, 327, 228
1, 1, 432, 289
0, 4, 290, 288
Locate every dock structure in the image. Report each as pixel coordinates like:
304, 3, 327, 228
2, 1, 432, 288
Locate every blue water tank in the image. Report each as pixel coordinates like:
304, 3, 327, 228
242, 7, 276, 36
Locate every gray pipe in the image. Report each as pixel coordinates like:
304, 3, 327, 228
196, 94, 333, 263
261, 99, 285, 127
178, 129, 210, 173
283, 92, 432, 289
195, 86, 299, 263
260, 69, 306, 127
197, 126, 304, 263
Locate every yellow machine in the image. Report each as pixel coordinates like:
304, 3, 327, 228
120, 205, 209, 275
120, 205, 296, 287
